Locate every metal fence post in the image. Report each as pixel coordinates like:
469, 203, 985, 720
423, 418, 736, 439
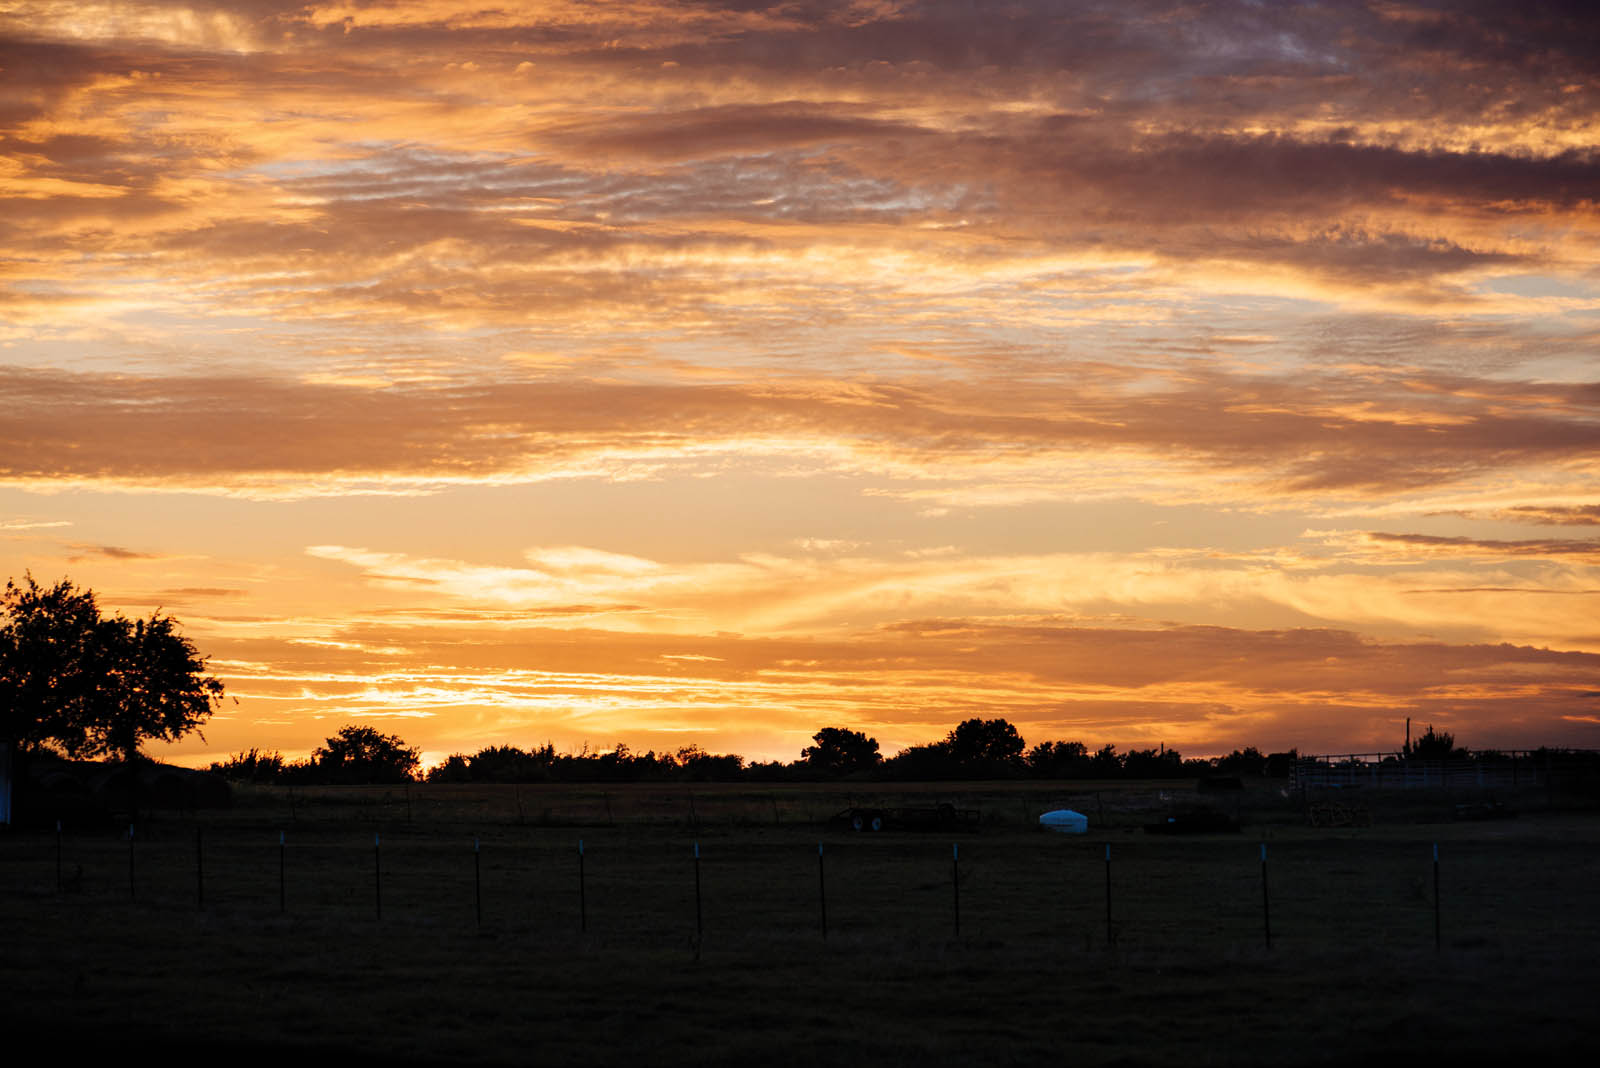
818, 843, 827, 940
1260, 843, 1271, 950
952, 842, 960, 937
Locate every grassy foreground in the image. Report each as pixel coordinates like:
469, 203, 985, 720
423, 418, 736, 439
3, 779, 1596, 1064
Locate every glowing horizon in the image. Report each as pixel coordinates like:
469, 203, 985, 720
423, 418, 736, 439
3, 1, 1598, 769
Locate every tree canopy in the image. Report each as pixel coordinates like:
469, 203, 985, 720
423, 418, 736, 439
311, 724, 421, 784
800, 726, 881, 777
90, 612, 226, 764
1405, 724, 1462, 760
945, 717, 1026, 774
2, 575, 224, 761
1, 574, 103, 754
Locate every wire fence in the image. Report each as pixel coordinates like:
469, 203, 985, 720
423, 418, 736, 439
1293, 749, 1600, 791
9, 818, 1600, 960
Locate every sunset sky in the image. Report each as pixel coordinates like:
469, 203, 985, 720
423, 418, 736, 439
3, 1, 1598, 769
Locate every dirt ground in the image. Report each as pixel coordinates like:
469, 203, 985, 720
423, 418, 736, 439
4, 779, 1596, 1064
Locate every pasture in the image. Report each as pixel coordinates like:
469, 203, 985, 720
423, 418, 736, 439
3, 779, 1596, 1064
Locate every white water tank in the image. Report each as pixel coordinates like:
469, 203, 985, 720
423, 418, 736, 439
1039, 808, 1088, 834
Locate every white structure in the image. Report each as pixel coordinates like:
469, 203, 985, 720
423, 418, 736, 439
1039, 808, 1088, 834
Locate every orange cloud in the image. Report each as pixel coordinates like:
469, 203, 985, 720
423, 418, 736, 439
3, 364, 1595, 517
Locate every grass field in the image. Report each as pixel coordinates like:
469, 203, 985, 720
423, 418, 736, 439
4, 779, 1597, 1064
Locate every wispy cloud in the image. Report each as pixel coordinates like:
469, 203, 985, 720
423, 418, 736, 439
65, 543, 166, 562
1493, 504, 1600, 527
0, 518, 71, 531
1308, 529, 1600, 563
4, 365, 1596, 515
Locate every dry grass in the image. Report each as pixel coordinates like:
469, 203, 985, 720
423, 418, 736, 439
4, 779, 1596, 1064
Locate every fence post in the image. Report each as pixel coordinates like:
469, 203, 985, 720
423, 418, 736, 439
952, 842, 960, 937
818, 843, 827, 940
279, 830, 286, 912
374, 833, 382, 920
1433, 842, 1441, 952
578, 839, 587, 933
55, 819, 62, 894
693, 841, 703, 939
128, 823, 135, 901
1260, 843, 1271, 950
196, 826, 204, 910
474, 836, 482, 928
1104, 842, 1113, 946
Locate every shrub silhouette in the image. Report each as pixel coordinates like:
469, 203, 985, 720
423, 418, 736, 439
1405, 724, 1462, 760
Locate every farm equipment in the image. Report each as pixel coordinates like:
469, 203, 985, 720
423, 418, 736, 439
829, 804, 981, 832
1305, 800, 1372, 827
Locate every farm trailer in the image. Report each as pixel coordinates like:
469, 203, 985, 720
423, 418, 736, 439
829, 804, 981, 832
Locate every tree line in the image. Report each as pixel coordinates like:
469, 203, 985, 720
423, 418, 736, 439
207, 719, 1309, 786
217, 720, 1505, 787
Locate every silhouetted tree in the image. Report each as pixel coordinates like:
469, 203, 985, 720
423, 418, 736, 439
1405, 724, 1461, 760
586, 742, 642, 782
86, 612, 226, 767
209, 747, 288, 783
467, 744, 550, 782
4, 575, 224, 820
800, 726, 882, 777
2, 575, 106, 758
1090, 743, 1123, 777
882, 741, 956, 780
675, 744, 743, 781
425, 740, 753, 784
311, 724, 420, 784
1123, 746, 1185, 778
744, 758, 805, 782
2, 576, 224, 764
945, 717, 1026, 775
1026, 740, 1089, 778
425, 754, 472, 783
1215, 746, 1267, 775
